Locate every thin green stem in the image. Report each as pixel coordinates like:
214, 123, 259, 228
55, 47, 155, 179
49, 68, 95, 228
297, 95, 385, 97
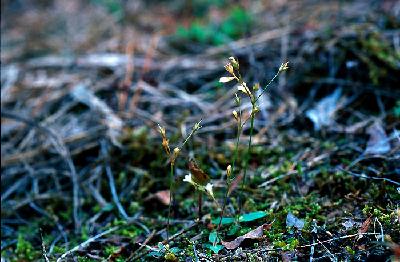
215, 109, 242, 245
255, 70, 281, 103
167, 163, 174, 241
239, 104, 255, 214
231, 109, 242, 177
180, 120, 202, 149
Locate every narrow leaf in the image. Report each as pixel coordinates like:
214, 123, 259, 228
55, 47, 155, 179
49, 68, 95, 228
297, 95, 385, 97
239, 211, 267, 222
211, 217, 235, 225
209, 231, 219, 244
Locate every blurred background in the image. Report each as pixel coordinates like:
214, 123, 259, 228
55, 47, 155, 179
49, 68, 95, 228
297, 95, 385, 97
1, 0, 399, 260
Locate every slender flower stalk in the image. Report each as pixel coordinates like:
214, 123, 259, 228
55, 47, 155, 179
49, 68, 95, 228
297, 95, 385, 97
219, 57, 288, 214
158, 120, 202, 241
167, 163, 174, 240
215, 97, 242, 238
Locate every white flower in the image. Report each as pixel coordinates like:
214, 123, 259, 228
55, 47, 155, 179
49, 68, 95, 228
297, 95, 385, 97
237, 83, 251, 96
183, 174, 194, 185
219, 76, 236, 83
205, 183, 214, 199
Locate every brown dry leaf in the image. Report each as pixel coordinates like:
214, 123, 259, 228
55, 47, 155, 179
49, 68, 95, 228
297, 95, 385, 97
188, 159, 210, 185
390, 243, 400, 258
144, 190, 170, 206
221, 223, 272, 250
359, 216, 372, 234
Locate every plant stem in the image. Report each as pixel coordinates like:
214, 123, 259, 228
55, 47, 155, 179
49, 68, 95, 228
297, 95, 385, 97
239, 104, 255, 214
167, 163, 174, 241
215, 109, 242, 243
198, 192, 203, 219
254, 70, 281, 103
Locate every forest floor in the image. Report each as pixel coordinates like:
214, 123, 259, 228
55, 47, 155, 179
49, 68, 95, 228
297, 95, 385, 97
1, 0, 399, 261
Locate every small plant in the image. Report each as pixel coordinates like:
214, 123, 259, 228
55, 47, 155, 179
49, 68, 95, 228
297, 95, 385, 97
186, 159, 214, 219
173, 6, 252, 48
206, 231, 224, 254
158, 120, 202, 241
219, 57, 288, 213
148, 243, 180, 261
215, 92, 242, 239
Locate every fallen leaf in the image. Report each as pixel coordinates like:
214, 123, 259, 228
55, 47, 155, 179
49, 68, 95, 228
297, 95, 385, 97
359, 216, 372, 234
342, 219, 356, 230
221, 223, 272, 250
286, 212, 305, 230
364, 121, 391, 155
306, 88, 345, 130
144, 190, 170, 206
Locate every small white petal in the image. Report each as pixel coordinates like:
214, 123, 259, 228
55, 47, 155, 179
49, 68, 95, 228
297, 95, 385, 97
205, 183, 214, 198
237, 85, 247, 93
219, 76, 235, 83
183, 174, 193, 184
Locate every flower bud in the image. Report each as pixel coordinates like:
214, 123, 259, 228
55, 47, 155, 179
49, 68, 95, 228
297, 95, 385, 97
193, 120, 202, 131
229, 57, 239, 70
253, 83, 260, 91
279, 61, 289, 72
224, 63, 234, 75
171, 147, 180, 164
234, 93, 240, 105
252, 106, 260, 116
232, 110, 239, 121
226, 165, 232, 177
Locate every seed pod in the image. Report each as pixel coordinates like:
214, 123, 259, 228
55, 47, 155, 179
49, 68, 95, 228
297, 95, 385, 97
171, 147, 180, 164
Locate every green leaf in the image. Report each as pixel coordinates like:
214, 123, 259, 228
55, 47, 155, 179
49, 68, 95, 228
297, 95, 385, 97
211, 217, 235, 225
208, 231, 219, 244
157, 242, 165, 251
148, 251, 163, 258
208, 244, 224, 254
227, 224, 240, 236
238, 211, 267, 222
169, 247, 181, 254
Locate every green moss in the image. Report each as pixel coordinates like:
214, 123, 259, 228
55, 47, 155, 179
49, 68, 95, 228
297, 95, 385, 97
104, 245, 120, 257
15, 234, 39, 261
172, 6, 252, 47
